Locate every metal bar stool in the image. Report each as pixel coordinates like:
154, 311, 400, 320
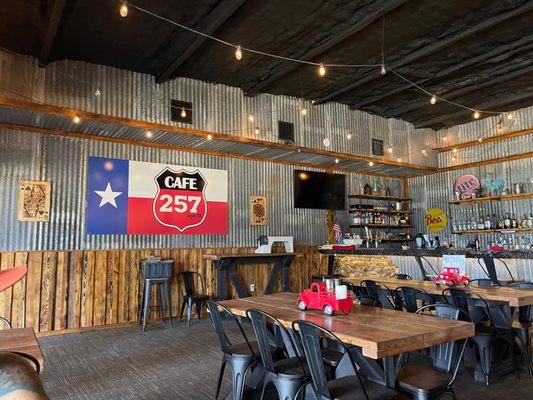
139, 259, 174, 331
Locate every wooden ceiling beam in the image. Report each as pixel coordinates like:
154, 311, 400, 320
415, 91, 533, 128
39, 0, 66, 66
349, 35, 533, 109
156, 0, 247, 83
388, 62, 533, 118
243, 0, 408, 95
314, 1, 533, 105
433, 128, 533, 153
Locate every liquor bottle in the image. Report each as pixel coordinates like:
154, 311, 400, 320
485, 214, 491, 230
471, 217, 477, 230
512, 213, 517, 229
504, 213, 511, 229
452, 219, 458, 232
477, 215, 485, 230
529, 213, 533, 228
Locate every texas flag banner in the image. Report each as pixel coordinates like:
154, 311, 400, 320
87, 157, 228, 235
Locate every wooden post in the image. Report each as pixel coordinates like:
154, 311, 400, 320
327, 210, 335, 244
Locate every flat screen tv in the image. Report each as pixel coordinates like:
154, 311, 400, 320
294, 170, 346, 210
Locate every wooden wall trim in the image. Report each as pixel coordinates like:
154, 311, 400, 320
433, 128, 533, 153
0, 246, 327, 334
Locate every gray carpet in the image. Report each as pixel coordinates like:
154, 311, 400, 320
39, 320, 533, 399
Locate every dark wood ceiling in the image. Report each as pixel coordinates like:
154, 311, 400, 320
1, 0, 532, 130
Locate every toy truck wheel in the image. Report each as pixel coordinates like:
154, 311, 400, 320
297, 300, 307, 311
323, 304, 334, 316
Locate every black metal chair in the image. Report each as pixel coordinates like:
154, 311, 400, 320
361, 280, 399, 310
509, 282, 533, 378
139, 260, 173, 331
206, 301, 260, 400
246, 309, 308, 399
395, 286, 433, 313
293, 320, 398, 400
177, 271, 209, 326
470, 278, 500, 287
414, 255, 438, 281
477, 255, 516, 286
394, 273, 413, 280
355, 295, 383, 308
395, 304, 470, 400
442, 287, 520, 385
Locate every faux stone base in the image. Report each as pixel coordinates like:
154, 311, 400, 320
335, 255, 398, 282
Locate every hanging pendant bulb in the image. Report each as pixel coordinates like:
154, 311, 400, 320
300, 107, 307, 116
507, 112, 514, 121
73, 115, 81, 124
422, 149, 427, 156
430, 94, 437, 105
207, 134, 213, 140
323, 138, 331, 147
380, 64, 387, 75
254, 127, 260, 135
144, 130, 153, 139
235, 45, 243, 61
387, 146, 393, 154
119, 1, 128, 17
473, 110, 480, 119
368, 161, 374, 167
248, 113, 254, 122
346, 133, 352, 140
334, 158, 339, 164
94, 87, 101, 97
397, 158, 402, 162
180, 108, 187, 118
318, 63, 326, 77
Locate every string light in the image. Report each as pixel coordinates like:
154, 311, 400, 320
430, 94, 437, 105
334, 158, 339, 164
346, 133, 352, 140
300, 107, 308, 116
207, 134, 213, 140
318, 63, 326, 77
235, 45, 243, 61
473, 110, 481, 119
94, 87, 101, 97
180, 108, 187, 118
72, 115, 81, 124
422, 149, 427, 156
477, 136, 483, 142
452, 148, 458, 153
254, 127, 260, 135
380, 64, 387, 75
387, 147, 393, 154
442, 136, 448, 142
248, 113, 254, 122
323, 138, 331, 147
397, 158, 402, 162
368, 161, 374, 166
144, 130, 153, 138
119, 1, 128, 17
507, 112, 514, 121
452, 155, 457, 161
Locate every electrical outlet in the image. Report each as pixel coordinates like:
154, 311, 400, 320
249, 283, 255, 293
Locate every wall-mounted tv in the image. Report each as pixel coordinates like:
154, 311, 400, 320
294, 170, 346, 210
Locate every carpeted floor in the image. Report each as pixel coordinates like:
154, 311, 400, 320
39, 319, 533, 399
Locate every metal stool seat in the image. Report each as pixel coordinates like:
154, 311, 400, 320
139, 260, 174, 332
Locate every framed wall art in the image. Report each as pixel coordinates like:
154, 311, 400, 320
250, 195, 267, 226
18, 180, 51, 222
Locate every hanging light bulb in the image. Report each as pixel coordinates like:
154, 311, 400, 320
334, 158, 339, 164
297, 148, 301, 153
368, 161, 374, 167
207, 134, 213, 140
94, 87, 101, 97
478, 136, 483, 142
323, 138, 331, 147
442, 136, 448, 142
430, 94, 437, 105
119, 1, 128, 17
397, 158, 402, 162
318, 63, 326, 77
496, 121, 503, 131
380, 64, 387, 75
300, 107, 308, 116
507, 112, 514, 121
180, 108, 187, 118
248, 113, 254, 122
145, 130, 153, 139
473, 110, 480, 119
72, 115, 81, 124
387, 146, 393, 154
346, 133, 352, 140
452, 148, 458, 153
452, 155, 457, 161
422, 149, 427, 156
235, 45, 243, 61
254, 127, 260, 135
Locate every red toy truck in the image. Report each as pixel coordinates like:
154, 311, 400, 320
296, 282, 353, 316
433, 267, 470, 287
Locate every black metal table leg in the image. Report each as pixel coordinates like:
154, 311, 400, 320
264, 263, 282, 295
280, 256, 294, 292
215, 260, 230, 300
228, 262, 248, 298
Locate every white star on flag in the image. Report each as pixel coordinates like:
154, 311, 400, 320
95, 182, 122, 208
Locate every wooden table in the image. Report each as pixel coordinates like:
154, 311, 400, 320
203, 253, 301, 300
357, 276, 533, 307
220, 292, 474, 387
0, 328, 44, 373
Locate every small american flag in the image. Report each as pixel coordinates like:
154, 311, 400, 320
333, 223, 342, 242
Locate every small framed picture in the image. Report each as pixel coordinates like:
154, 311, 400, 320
18, 180, 51, 222
250, 196, 267, 226
372, 139, 384, 156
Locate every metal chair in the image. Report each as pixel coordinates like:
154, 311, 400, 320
394, 273, 413, 280
206, 301, 260, 400
355, 295, 383, 308
414, 255, 438, 281
509, 282, 533, 378
361, 280, 399, 310
477, 255, 516, 286
246, 309, 308, 400
139, 260, 173, 331
395, 304, 470, 400
395, 286, 433, 313
293, 320, 398, 400
177, 271, 209, 326
470, 278, 500, 287
442, 287, 520, 385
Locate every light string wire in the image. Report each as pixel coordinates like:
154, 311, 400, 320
128, 1, 512, 117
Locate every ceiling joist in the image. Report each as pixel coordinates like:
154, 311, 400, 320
39, 0, 66, 66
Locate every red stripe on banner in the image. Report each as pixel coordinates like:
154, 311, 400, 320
127, 197, 228, 234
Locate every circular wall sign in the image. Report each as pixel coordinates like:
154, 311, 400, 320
453, 174, 480, 197
424, 208, 448, 233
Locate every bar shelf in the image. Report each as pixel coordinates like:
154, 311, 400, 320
449, 192, 533, 205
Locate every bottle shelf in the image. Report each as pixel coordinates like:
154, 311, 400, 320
348, 194, 411, 201
349, 224, 412, 229
348, 208, 412, 214
452, 228, 533, 235
449, 192, 533, 205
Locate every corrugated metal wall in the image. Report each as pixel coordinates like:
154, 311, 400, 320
0, 128, 401, 251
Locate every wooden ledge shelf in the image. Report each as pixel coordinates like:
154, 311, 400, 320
453, 228, 533, 235
348, 208, 412, 214
348, 194, 411, 201
349, 224, 412, 229
433, 128, 533, 153
449, 192, 533, 205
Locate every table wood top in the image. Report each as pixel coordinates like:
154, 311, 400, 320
219, 292, 474, 359
358, 277, 533, 307
203, 252, 301, 260
0, 327, 44, 373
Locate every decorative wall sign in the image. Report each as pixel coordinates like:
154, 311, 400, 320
87, 157, 228, 234
250, 196, 267, 225
453, 174, 480, 198
424, 208, 447, 233
18, 180, 51, 222
442, 254, 466, 275
372, 139, 384, 156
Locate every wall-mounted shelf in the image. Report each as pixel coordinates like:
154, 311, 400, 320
381, 238, 414, 242
348, 208, 412, 214
449, 192, 533, 205
349, 224, 412, 229
452, 228, 533, 235
348, 194, 411, 201
433, 128, 533, 154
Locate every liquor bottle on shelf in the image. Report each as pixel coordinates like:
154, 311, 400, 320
528, 213, 533, 228
477, 215, 485, 230
485, 214, 492, 230
470, 217, 477, 231
504, 213, 511, 229
512, 213, 517, 229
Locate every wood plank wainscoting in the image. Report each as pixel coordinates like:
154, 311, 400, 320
0, 245, 327, 335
